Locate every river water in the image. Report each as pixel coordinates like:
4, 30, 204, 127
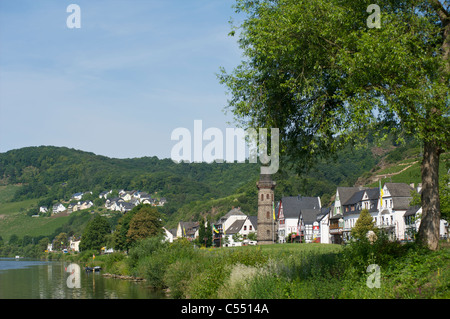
0, 258, 165, 299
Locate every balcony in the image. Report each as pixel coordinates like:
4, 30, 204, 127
329, 224, 343, 235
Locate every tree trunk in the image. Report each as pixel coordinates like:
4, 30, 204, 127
417, 139, 441, 250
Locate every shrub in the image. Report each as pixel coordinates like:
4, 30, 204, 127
127, 236, 167, 270
138, 256, 166, 287
164, 259, 201, 299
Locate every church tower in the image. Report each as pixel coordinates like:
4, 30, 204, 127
257, 173, 276, 245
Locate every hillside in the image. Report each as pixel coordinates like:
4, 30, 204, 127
0, 139, 447, 239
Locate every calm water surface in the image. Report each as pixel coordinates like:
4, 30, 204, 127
0, 258, 164, 299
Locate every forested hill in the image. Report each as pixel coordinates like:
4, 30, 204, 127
0, 139, 428, 226
0, 145, 259, 205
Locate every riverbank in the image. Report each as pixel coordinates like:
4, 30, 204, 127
91, 236, 449, 299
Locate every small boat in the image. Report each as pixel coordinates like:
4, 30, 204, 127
15, 256, 20, 259
85, 266, 102, 272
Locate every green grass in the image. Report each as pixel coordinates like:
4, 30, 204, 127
0, 185, 23, 203
106, 237, 449, 299
0, 212, 70, 240
0, 185, 68, 240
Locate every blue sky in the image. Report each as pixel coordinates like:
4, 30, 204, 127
0, 0, 243, 159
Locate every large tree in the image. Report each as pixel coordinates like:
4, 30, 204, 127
79, 214, 111, 252
220, 0, 449, 250
126, 205, 163, 244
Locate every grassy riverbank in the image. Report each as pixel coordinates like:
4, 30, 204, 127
81, 237, 449, 299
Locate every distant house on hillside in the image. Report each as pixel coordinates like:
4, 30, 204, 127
119, 202, 135, 213
99, 190, 112, 199
39, 206, 48, 213
72, 192, 83, 200
78, 200, 93, 211
52, 203, 66, 214
105, 198, 124, 211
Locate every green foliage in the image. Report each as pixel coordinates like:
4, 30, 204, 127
79, 214, 111, 252
351, 209, 378, 240
197, 218, 212, 247
220, 0, 448, 167
126, 205, 163, 245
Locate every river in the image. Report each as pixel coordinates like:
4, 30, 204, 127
0, 258, 165, 299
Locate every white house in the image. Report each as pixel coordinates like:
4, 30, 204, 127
121, 192, 133, 202
176, 221, 200, 240
141, 198, 154, 205
99, 190, 112, 199
332, 187, 366, 217
378, 183, 414, 240
69, 238, 80, 252
105, 198, 124, 211
39, 206, 48, 213
223, 216, 258, 247
72, 192, 84, 200
318, 208, 330, 244
217, 207, 248, 233
277, 196, 321, 243
79, 200, 94, 210
163, 227, 175, 243
52, 203, 66, 214
298, 208, 322, 243
406, 206, 449, 240
341, 187, 380, 241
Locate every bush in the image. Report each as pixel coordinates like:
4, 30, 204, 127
136, 254, 168, 288
164, 259, 201, 299
127, 236, 167, 270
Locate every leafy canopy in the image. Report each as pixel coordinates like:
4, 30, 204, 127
219, 0, 449, 171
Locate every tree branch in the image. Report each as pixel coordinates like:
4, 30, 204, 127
428, 0, 449, 23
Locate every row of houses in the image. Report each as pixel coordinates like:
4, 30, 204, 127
39, 189, 167, 215
278, 182, 448, 244
104, 190, 167, 213
168, 182, 448, 246
164, 207, 258, 247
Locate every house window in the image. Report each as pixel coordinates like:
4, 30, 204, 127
266, 211, 270, 219
244, 225, 247, 231
261, 194, 264, 201
249, 225, 252, 230
266, 194, 270, 199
